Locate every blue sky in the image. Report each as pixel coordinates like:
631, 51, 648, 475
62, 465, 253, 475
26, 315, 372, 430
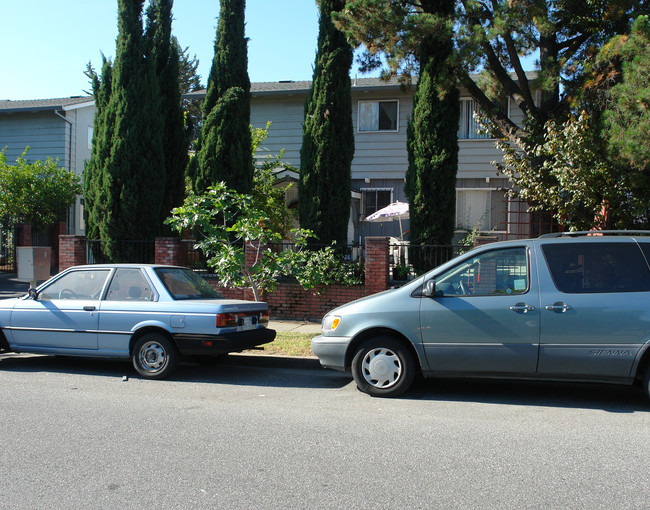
2, 0, 371, 101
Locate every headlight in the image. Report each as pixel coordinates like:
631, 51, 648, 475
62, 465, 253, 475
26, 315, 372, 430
322, 314, 342, 332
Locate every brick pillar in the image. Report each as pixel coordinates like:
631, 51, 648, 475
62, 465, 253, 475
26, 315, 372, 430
16, 224, 32, 246
365, 237, 389, 294
58, 235, 87, 272
155, 237, 183, 266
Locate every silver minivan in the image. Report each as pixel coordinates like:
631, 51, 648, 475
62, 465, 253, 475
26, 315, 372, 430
312, 232, 650, 398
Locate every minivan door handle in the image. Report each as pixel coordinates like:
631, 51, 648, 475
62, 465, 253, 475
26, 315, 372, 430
510, 303, 535, 313
545, 302, 572, 313
83, 306, 96, 311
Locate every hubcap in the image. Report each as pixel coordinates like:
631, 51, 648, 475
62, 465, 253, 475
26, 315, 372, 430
361, 347, 401, 389
138, 341, 167, 373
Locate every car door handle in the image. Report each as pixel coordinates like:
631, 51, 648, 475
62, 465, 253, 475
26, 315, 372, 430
510, 303, 535, 313
545, 302, 572, 313
83, 306, 96, 311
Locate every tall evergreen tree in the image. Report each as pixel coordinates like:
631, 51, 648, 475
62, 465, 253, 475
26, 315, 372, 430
146, 0, 187, 227
188, 0, 252, 194
299, 0, 354, 247
405, 0, 459, 249
84, 56, 113, 243
84, 0, 165, 261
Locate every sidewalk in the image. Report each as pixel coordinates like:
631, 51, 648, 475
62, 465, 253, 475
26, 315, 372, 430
0, 273, 321, 333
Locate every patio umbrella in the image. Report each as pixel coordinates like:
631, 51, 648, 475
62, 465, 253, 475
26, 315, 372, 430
365, 201, 409, 238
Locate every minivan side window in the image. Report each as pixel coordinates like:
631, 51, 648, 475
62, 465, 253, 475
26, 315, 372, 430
435, 247, 528, 296
542, 242, 650, 293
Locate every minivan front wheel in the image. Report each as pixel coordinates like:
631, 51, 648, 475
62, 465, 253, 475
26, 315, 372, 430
351, 337, 415, 397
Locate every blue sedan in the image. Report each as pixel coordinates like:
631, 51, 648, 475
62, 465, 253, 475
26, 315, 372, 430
0, 264, 275, 379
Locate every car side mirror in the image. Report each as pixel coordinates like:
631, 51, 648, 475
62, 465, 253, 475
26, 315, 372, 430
28, 287, 39, 300
422, 279, 436, 297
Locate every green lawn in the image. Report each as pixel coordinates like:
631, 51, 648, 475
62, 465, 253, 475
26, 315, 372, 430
254, 331, 318, 357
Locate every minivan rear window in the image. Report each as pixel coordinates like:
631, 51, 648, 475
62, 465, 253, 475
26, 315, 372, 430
542, 242, 650, 293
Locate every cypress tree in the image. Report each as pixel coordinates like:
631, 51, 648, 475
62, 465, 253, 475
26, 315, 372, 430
86, 0, 165, 261
405, 0, 459, 260
299, 0, 354, 247
146, 0, 187, 228
84, 56, 113, 243
188, 0, 252, 194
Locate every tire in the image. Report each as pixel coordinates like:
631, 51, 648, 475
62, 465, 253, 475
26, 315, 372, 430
351, 336, 416, 397
132, 333, 178, 380
643, 369, 650, 401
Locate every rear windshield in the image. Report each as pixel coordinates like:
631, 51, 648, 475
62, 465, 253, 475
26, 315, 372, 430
155, 267, 223, 300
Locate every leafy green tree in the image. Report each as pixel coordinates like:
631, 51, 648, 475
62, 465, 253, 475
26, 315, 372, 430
299, 0, 354, 248
146, 0, 188, 228
251, 122, 297, 239
188, 0, 253, 194
0, 148, 81, 230
166, 182, 361, 301
404, 0, 459, 249
85, 0, 166, 261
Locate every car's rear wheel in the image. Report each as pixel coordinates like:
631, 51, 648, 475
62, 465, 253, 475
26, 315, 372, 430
351, 337, 415, 397
132, 333, 178, 379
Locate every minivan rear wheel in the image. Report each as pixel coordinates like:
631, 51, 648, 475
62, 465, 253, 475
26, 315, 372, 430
643, 369, 650, 401
351, 337, 415, 397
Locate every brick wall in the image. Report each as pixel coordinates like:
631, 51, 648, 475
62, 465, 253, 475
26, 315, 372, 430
58, 235, 87, 272
58, 235, 393, 321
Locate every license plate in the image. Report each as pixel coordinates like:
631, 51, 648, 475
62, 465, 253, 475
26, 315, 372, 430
239, 316, 254, 331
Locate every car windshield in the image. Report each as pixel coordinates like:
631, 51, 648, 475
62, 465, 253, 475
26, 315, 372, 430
155, 267, 223, 300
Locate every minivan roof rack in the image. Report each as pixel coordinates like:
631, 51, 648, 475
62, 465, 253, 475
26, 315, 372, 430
539, 230, 650, 238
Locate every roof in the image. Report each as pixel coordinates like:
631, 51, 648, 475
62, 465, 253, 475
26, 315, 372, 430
183, 76, 412, 100
0, 96, 95, 114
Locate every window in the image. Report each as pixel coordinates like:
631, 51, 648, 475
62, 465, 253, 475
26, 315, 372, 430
435, 247, 528, 296
105, 268, 154, 301
362, 188, 392, 218
39, 269, 110, 301
457, 98, 508, 139
542, 242, 650, 294
456, 189, 507, 231
358, 100, 398, 132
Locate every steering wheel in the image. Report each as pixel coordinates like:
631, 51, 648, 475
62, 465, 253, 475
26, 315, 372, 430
59, 288, 78, 299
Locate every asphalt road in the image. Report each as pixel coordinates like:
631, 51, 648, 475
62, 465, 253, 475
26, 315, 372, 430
1, 353, 649, 510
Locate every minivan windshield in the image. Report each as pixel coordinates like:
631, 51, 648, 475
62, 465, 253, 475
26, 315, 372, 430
155, 267, 223, 300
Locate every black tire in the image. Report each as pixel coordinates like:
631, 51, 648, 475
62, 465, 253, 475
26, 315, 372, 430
351, 336, 416, 397
643, 369, 650, 401
132, 333, 178, 380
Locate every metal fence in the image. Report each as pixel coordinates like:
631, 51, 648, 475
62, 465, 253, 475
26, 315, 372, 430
389, 242, 464, 283
0, 226, 15, 273
86, 239, 155, 265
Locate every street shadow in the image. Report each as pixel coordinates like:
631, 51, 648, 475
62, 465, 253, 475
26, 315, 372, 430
403, 376, 649, 413
0, 353, 350, 390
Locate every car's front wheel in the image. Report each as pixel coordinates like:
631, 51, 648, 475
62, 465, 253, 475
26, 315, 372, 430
351, 337, 415, 397
132, 333, 178, 380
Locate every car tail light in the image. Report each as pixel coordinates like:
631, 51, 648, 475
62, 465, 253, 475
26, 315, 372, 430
216, 310, 269, 328
216, 313, 238, 328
